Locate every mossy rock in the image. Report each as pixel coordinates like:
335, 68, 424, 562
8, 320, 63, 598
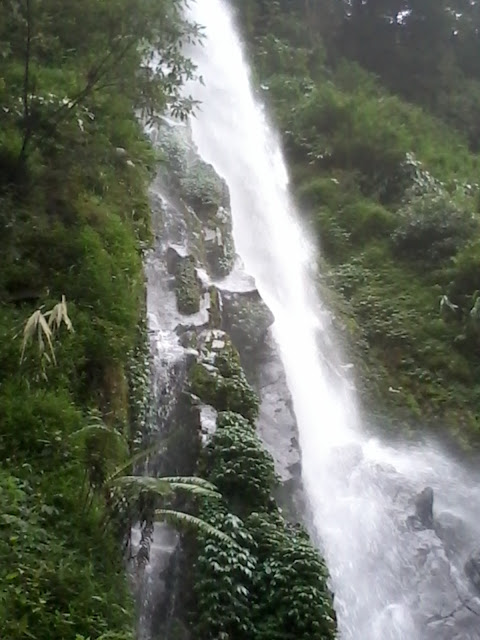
157, 123, 235, 278
189, 330, 259, 423
221, 290, 274, 352
180, 158, 230, 221
174, 255, 201, 315
207, 286, 222, 329
156, 123, 229, 220
204, 214, 235, 278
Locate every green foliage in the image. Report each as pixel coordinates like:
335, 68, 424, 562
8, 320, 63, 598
0, 0, 202, 637
246, 511, 337, 640
0, 454, 133, 640
391, 193, 477, 265
203, 412, 278, 512
191, 409, 336, 640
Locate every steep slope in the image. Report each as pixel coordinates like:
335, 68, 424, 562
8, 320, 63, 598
231, 0, 480, 447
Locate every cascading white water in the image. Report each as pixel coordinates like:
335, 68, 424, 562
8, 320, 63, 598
184, 1, 480, 639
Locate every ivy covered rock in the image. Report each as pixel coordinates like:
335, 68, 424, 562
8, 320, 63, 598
191, 405, 336, 640
203, 411, 278, 512
189, 330, 259, 423
246, 511, 337, 640
193, 503, 257, 640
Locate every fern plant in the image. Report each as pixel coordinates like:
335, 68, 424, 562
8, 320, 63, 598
70, 418, 233, 554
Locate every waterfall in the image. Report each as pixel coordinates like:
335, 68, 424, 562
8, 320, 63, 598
183, 1, 480, 638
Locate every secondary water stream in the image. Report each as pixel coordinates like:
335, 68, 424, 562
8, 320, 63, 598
183, 1, 480, 638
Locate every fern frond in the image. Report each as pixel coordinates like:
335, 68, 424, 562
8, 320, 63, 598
113, 476, 219, 499
106, 441, 165, 483
69, 423, 129, 458
159, 476, 220, 498
113, 476, 173, 496
157, 509, 234, 544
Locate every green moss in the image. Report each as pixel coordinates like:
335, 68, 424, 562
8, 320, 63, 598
207, 286, 222, 328
189, 332, 259, 423
174, 256, 201, 315
180, 158, 229, 220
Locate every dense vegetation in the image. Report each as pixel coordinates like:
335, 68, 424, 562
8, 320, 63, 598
0, 1, 200, 638
232, 0, 480, 446
5, 0, 480, 636
185, 338, 336, 640
156, 119, 337, 638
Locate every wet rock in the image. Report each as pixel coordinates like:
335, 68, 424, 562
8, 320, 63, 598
408, 487, 434, 530
465, 549, 480, 593
220, 288, 275, 353
166, 245, 187, 275
204, 211, 235, 277
188, 330, 259, 423
435, 511, 471, 558
415, 487, 434, 528
207, 285, 222, 328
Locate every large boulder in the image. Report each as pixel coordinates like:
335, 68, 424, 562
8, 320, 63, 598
156, 122, 236, 279
434, 511, 472, 559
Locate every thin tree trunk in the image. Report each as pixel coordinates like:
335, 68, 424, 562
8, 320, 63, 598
18, 0, 32, 167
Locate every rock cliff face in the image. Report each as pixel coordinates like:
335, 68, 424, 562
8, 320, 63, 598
135, 120, 335, 640
148, 119, 303, 491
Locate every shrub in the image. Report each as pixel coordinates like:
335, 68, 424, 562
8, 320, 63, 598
391, 193, 476, 265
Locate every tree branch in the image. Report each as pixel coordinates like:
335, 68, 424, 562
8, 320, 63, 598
49, 36, 137, 128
